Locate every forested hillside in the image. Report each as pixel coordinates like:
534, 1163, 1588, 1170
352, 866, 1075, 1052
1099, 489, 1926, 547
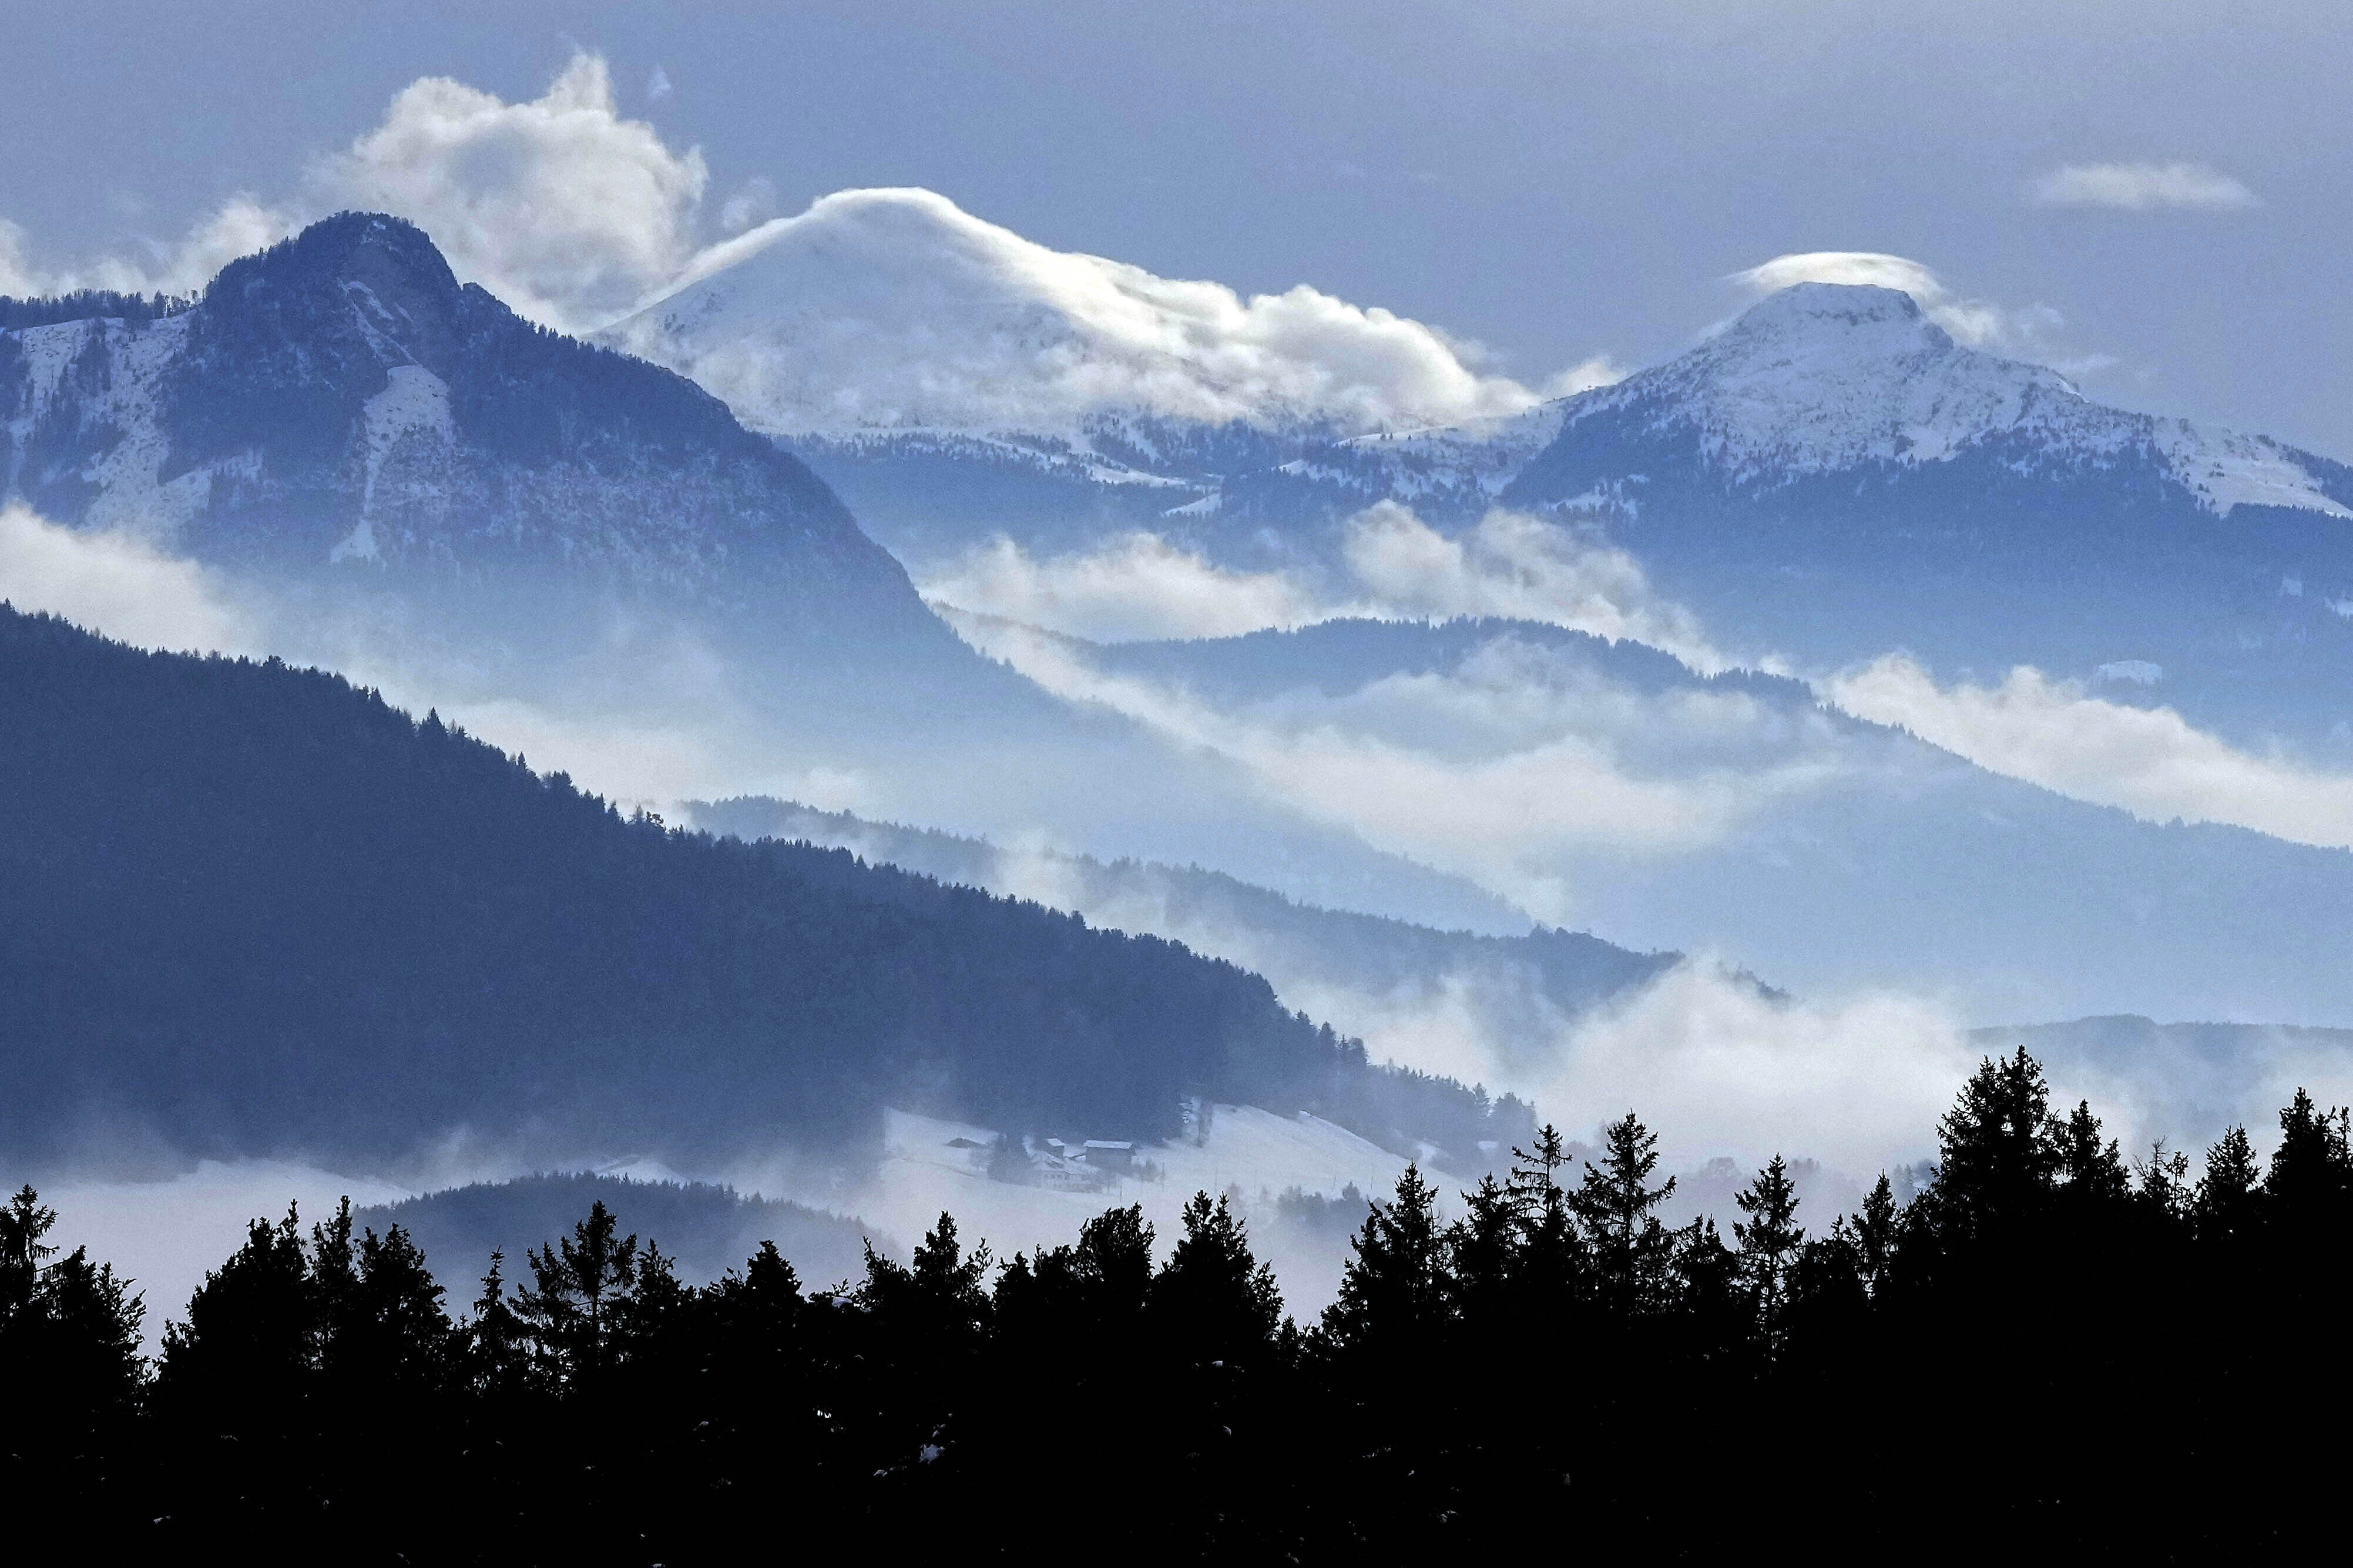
0, 606, 1525, 1167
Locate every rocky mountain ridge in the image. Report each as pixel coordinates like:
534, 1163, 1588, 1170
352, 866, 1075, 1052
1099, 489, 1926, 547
0, 213, 946, 658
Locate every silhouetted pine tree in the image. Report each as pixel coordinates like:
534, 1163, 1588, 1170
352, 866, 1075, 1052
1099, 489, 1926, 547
2194, 1124, 2263, 1245
1733, 1154, 1804, 1349
0, 1187, 146, 1514
1152, 1192, 1281, 1364
1908, 1049, 2059, 1253
1322, 1165, 1451, 1350
1572, 1113, 1677, 1316
2052, 1099, 2130, 1204
1508, 1123, 1586, 1308
518, 1198, 640, 1386
151, 1206, 317, 1544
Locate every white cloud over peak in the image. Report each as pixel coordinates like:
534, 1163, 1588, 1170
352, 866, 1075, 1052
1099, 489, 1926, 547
1824, 653, 2353, 850
1733, 250, 1946, 302
11, 51, 1609, 436
607, 186, 1599, 437
2032, 162, 2260, 213
311, 53, 710, 333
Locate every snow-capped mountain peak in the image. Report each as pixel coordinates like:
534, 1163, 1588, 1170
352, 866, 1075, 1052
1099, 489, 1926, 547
1577, 282, 2092, 481
600, 187, 1567, 442
0, 212, 934, 631
1539, 281, 2349, 520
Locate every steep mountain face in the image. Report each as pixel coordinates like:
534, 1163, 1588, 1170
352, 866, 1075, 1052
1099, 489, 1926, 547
0, 213, 950, 661
0, 606, 1528, 1170
1500, 284, 2353, 745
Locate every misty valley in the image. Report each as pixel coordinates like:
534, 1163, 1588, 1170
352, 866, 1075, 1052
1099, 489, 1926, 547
6, 46, 2353, 1562
16, 1060, 2349, 1558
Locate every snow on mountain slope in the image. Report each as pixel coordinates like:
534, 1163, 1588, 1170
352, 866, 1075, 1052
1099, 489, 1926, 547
0, 212, 952, 650
1324, 398, 1578, 507
1530, 283, 2351, 519
602, 187, 1592, 443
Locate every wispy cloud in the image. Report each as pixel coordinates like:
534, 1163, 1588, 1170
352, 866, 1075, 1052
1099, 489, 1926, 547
942, 604, 1843, 921
1824, 653, 2353, 849
919, 503, 1730, 670
0, 196, 296, 300
1340, 503, 1728, 672
2032, 162, 2260, 213
0, 503, 261, 654
920, 532, 1328, 643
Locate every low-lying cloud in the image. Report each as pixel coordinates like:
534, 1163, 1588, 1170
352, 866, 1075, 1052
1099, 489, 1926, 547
1341, 503, 1727, 671
1515, 963, 1973, 1174
921, 532, 1329, 643
945, 607, 1844, 922
0, 503, 260, 654
920, 503, 1729, 671
2032, 162, 2261, 213
1825, 653, 2353, 850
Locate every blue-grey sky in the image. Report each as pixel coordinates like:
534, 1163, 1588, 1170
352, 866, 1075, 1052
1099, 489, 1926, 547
8, 0, 2347, 452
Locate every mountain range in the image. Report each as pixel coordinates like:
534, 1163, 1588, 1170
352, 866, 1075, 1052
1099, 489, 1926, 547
618, 224, 2353, 753
9, 202, 2353, 1199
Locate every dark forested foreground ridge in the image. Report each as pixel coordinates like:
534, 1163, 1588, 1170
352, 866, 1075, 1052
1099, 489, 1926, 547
11, 1052, 2350, 1562
0, 604, 1521, 1164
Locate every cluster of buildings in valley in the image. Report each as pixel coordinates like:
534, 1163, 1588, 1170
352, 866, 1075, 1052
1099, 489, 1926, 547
948, 1134, 1144, 1191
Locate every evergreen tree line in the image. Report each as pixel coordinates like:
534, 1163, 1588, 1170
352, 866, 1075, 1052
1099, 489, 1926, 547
0, 288, 194, 331
9, 1049, 2347, 1561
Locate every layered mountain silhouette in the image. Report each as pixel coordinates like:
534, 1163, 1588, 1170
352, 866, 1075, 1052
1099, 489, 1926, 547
993, 615, 2353, 1024
0, 604, 1529, 1171
688, 795, 1686, 1065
